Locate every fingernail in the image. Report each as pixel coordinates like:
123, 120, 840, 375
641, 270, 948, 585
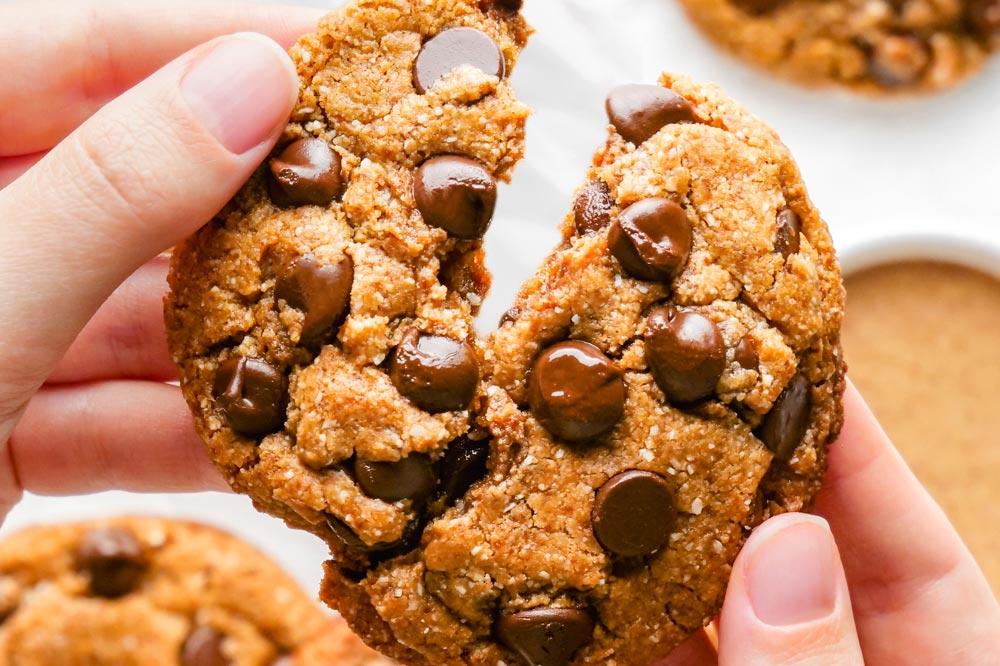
181, 34, 295, 155
746, 518, 838, 626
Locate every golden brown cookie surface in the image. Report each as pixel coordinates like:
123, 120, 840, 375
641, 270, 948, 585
679, 0, 998, 93
0, 517, 394, 666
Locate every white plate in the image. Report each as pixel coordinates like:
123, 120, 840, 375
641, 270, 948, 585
5, 0, 999, 597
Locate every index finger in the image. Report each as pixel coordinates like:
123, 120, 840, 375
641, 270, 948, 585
813, 381, 1000, 665
0, 0, 322, 156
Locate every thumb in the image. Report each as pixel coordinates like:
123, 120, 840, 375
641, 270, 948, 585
717, 514, 864, 666
0, 32, 297, 423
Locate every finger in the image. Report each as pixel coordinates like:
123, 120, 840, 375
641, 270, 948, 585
0, 152, 45, 189
716, 514, 863, 666
8, 381, 228, 494
0, 32, 297, 438
48, 256, 177, 384
813, 382, 1000, 664
654, 630, 717, 666
0, 0, 321, 155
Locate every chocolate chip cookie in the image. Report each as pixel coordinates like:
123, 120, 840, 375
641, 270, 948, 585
679, 0, 999, 92
165, 0, 530, 566
0, 517, 395, 666
319, 76, 845, 665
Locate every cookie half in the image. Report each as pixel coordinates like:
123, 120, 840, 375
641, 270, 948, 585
679, 0, 998, 93
321, 75, 845, 666
0, 517, 394, 666
165, 0, 530, 569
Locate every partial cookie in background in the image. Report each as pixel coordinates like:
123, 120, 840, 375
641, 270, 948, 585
322, 75, 845, 666
165, 0, 530, 569
0, 517, 395, 666
678, 0, 999, 93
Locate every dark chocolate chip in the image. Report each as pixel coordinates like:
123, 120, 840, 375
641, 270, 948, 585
480, 0, 522, 14
609, 198, 693, 282
268, 138, 344, 207
774, 209, 801, 258
527, 341, 626, 443
734, 335, 760, 371
181, 627, 230, 666
76, 527, 147, 598
275, 254, 354, 344
413, 28, 505, 94
757, 373, 811, 461
592, 470, 676, 558
438, 436, 491, 504
496, 608, 594, 666
414, 156, 498, 240
645, 308, 726, 404
213, 357, 288, 437
731, 0, 789, 14
867, 35, 929, 88
605, 84, 698, 146
573, 180, 614, 235
389, 328, 480, 413
325, 514, 421, 558
499, 306, 521, 327
355, 454, 436, 503
968, 0, 1000, 39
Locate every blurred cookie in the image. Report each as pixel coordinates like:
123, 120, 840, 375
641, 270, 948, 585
165, 0, 530, 567
321, 75, 845, 666
0, 517, 395, 666
679, 0, 998, 93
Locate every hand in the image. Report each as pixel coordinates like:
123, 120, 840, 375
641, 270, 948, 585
0, 1, 321, 521
660, 381, 1000, 665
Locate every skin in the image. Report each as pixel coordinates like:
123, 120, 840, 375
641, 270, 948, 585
0, 3, 997, 663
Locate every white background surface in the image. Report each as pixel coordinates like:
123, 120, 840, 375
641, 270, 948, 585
3, 0, 1000, 596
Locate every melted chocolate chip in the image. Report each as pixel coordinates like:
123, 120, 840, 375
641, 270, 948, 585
213, 357, 288, 437
968, 0, 1000, 39
275, 254, 353, 344
774, 209, 801, 258
592, 470, 676, 558
268, 138, 344, 207
757, 373, 811, 461
438, 436, 491, 504
734, 335, 760, 371
413, 28, 505, 94
181, 627, 230, 666
389, 328, 479, 413
645, 308, 726, 404
355, 454, 436, 503
414, 156, 498, 240
527, 341, 626, 443
77, 527, 147, 598
496, 608, 594, 666
325, 514, 421, 558
605, 84, 698, 146
609, 198, 693, 282
573, 180, 614, 235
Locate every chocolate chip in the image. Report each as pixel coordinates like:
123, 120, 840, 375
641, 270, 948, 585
731, 0, 788, 14
867, 35, 929, 88
355, 454, 436, 503
414, 156, 498, 240
609, 198, 693, 282
181, 627, 230, 666
573, 180, 614, 235
389, 328, 479, 413
734, 335, 760, 371
968, 0, 1000, 39
413, 28, 505, 94
76, 527, 147, 598
480, 0, 522, 14
645, 308, 726, 404
213, 357, 288, 437
757, 373, 811, 461
774, 209, 801, 258
527, 341, 626, 443
499, 306, 521, 327
268, 138, 344, 207
496, 608, 594, 666
605, 84, 698, 146
275, 254, 354, 344
592, 470, 676, 557
438, 436, 490, 504
325, 514, 421, 558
